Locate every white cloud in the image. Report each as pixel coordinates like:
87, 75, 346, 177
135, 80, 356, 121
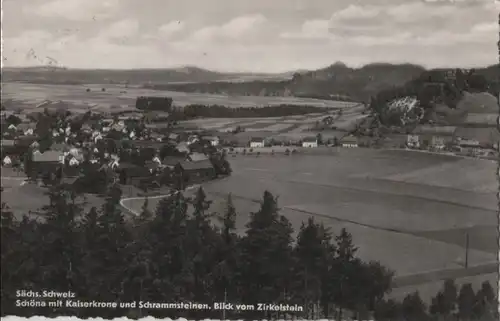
189, 14, 267, 42
24, 0, 119, 21
349, 32, 414, 46
281, 19, 332, 39
331, 5, 381, 20
471, 22, 497, 33
158, 21, 186, 38
99, 19, 140, 40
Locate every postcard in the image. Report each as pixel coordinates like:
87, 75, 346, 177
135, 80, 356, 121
1, 0, 499, 320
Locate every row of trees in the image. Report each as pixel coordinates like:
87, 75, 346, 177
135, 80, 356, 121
1, 180, 393, 319
375, 279, 498, 321
166, 104, 329, 120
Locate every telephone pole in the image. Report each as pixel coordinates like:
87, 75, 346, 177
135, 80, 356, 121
464, 231, 470, 269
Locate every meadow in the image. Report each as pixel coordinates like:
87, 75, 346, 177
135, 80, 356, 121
1, 82, 357, 109
124, 149, 496, 276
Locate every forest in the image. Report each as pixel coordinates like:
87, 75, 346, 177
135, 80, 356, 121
1, 183, 498, 320
168, 104, 329, 120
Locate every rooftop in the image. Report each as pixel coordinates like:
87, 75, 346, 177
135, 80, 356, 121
302, 137, 318, 143
1, 139, 15, 147
180, 159, 214, 171
454, 127, 500, 145
32, 151, 64, 163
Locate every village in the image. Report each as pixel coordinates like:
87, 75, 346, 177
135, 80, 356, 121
0, 102, 232, 197
2, 91, 498, 199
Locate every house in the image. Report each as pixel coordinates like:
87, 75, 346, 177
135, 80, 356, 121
1, 139, 15, 150
117, 163, 152, 185
187, 135, 200, 145
406, 135, 420, 149
67, 156, 80, 167
249, 137, 265, 148
2, 156, 12, 166
302, 137, 319, 148
202, 136, 220, 147
152, 156, 162, 165
81, 124, 92, 133
176, 142, 190, 154
453, 127, 500, 154
33, 150, 65, 163
16, 123, 36, 136
31, 150, 65, 178
51, 143, 69, 152
145, 161, 162, 174
178, 159, 215, 184
188, 152, 209, 162
340, 135, 358, 148
322, 116, 335, 126
166, 133, 180, 143
162, 156, 186, 169
430, 136, 446, 150
384, 134, 409, 149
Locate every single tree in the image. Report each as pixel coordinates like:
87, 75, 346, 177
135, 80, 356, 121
401, 291, 428, 321
457, 283, 476, 320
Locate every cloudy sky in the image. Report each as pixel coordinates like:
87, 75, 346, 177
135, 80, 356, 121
2, 0, 499, 72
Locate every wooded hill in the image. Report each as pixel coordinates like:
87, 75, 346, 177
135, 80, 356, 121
148, 63, 499, 104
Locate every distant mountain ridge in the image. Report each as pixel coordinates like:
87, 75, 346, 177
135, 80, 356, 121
151, 63, 498, 103
1, 65, 300, 85
3, 63, 498, 105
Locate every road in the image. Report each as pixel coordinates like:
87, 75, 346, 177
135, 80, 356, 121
119, 185, 199, 216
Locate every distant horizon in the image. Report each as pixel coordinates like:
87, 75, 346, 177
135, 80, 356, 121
3, 61, 498, 75
2, 0, 498, 72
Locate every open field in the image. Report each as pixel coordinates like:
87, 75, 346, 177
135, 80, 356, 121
123, 148, 498, 302
125, 149, 497, 271
384, 157, 497, 193
1, 178, 105, 220
1, 82, 357, 109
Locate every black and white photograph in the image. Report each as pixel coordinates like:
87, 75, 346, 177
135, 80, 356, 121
1, 0, 499, 320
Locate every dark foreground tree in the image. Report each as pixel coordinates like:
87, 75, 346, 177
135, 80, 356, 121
238, 191, 294, 318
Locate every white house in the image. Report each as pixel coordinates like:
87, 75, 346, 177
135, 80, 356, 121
340, 135, 358, 148
3, 156, 12, 166
406, 135, 420, 149
202, 136, 220, 147
68, 157, 80, 166
109, 159, 120, 169
250, 138, 265, 148
94, 134, 103, 143
302, 137, 318, 148
431, 136, 446, 150
187, 135, 200, 145
24, 128, 34, 136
